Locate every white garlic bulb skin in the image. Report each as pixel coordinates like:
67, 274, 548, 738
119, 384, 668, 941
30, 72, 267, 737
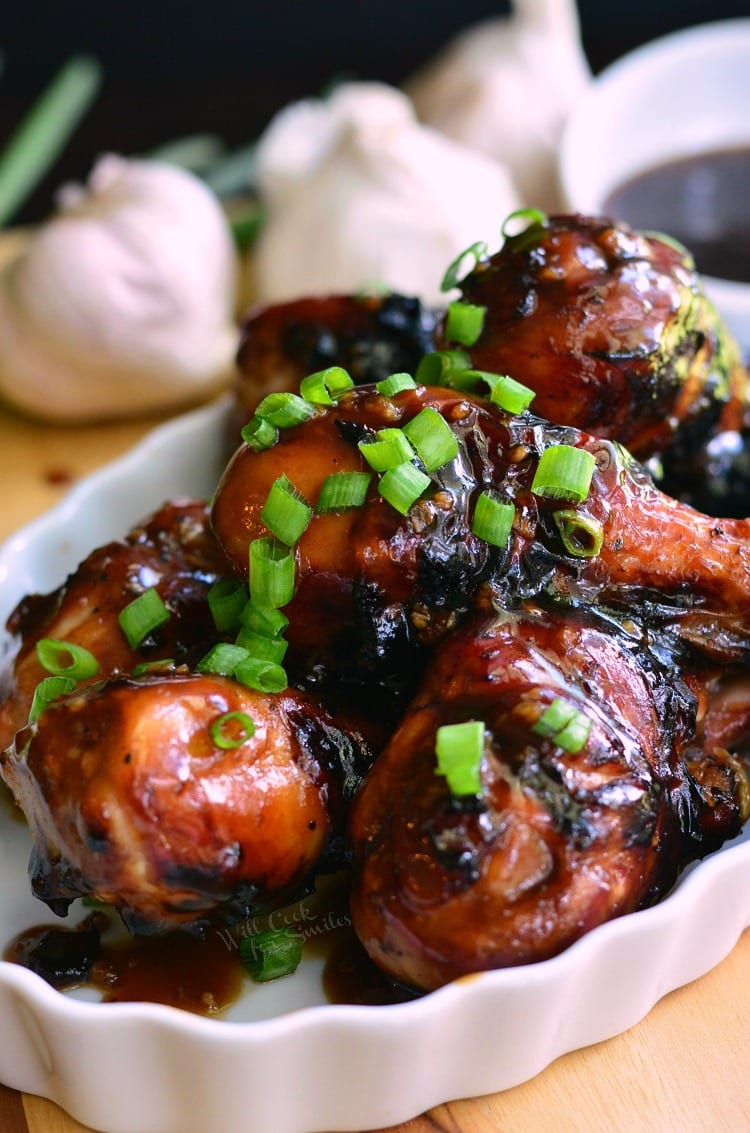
406, 0, 591, 212
0, 155, 239, 422
253, 82, 520, 307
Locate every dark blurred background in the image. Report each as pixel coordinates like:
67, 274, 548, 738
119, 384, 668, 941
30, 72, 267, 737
1, 0, 748, 220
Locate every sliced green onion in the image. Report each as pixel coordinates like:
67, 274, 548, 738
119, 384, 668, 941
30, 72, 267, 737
131, 658, 177, 677
555, 712, 592, 754
415, 349, 472, 387
441, 368, 500, 395
29, 676, 77, 725
402, 407, 458, 472
501, 208, 548, 238
118, 589, 170, 650
553, 510, 605, 559
531, 446, 596, 504
196, 643, 250, 676
207, 578, 247, 634
234, 656, 288, 694
255, 392, 317, 429
444, 301, 486, 347
240, 601, 289, 639
376, 372, 416, 398
239, 927, 303, 982
0, 55, 102, 227
316, 471, 371, 512
532, 698, 592, 753
358, 428, 415, 472
210, 711, 256, 750
490, 374, 536, 415
299, 366, 354, 406
471, 493, 515, 548
532, 698, 577, 739
249, 538, 295, 609
435, 720, 484, 796
261, 476, 312, 546
36, 639, 99, 680
234, 628, 288, 664
242, 416, 278, 452
440, 240, 488, 292
379, 462, 432, 516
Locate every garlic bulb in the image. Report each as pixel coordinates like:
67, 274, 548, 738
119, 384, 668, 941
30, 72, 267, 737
253, 82, 520, 307
0, 154, 239, 422
406, 0, 590, 212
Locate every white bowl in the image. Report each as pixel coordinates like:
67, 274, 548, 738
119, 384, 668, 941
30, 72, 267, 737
0, 400, 749, 1133
558, 19, 750, 354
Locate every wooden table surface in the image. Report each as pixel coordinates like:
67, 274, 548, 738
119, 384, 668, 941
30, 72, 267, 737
0, 404, 748, 1133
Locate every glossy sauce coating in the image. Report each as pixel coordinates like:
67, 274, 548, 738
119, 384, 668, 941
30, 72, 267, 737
0, 499, 228, 754
350, 607, 747, 989
453, 214, 746, 464
1, 673, 372, 931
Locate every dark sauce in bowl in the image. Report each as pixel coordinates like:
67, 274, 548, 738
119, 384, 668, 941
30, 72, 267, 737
604, 147, 750, 283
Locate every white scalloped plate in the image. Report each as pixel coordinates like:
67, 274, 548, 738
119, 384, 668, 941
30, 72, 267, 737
0, 397, 748, 1133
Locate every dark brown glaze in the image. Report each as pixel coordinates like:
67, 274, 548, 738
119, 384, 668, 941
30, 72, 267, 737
233, 293, 438, 431
212, 384, 750, 696
349, 607, 749, 990
451, 214, 747, 484
0, 673, 373, 931
0, 500, 228, 753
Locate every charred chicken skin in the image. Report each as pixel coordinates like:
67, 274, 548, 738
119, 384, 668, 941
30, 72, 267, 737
447, 214, 749, 513
233, 293, 438, 430
1, 673, 372, 931
350, 607, 747, 989
0, 499, 227, 754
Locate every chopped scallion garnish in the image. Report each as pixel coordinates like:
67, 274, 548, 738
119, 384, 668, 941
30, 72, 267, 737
444, 301, 486, 347
36, 639, 99, 680
441, 368, 500, 395
234, 656, 288, 694
553, 510, 605, 559
440, 240, 488, 292
241, 416, 278, 452
240, 601, 289, 639
118, 589, 170, 650
234, 628, 288, 664
531, 698, 577, 738
401, 406, 458, 472
28, 675, 77, 725
531, 446, 596, 504
299, 366, 354, 406
376, 372, 416, 398
435, 720, 484, 796
207, 578, 247, 633
358, 428, 415, 472
239, 927, 303, 982
248, 538, 295, 609
489, 374, 536, 415
255, 392, 317, 429
261, 475, 312, 546
532, 697, 591, 754
196, 643, 250, 677
501, 207, 547, 239
471, 492, 515, 548
210, 711, 256, 750
316, 470, 371, 512
415, 349, 472, 387
379, 461, 431, 516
